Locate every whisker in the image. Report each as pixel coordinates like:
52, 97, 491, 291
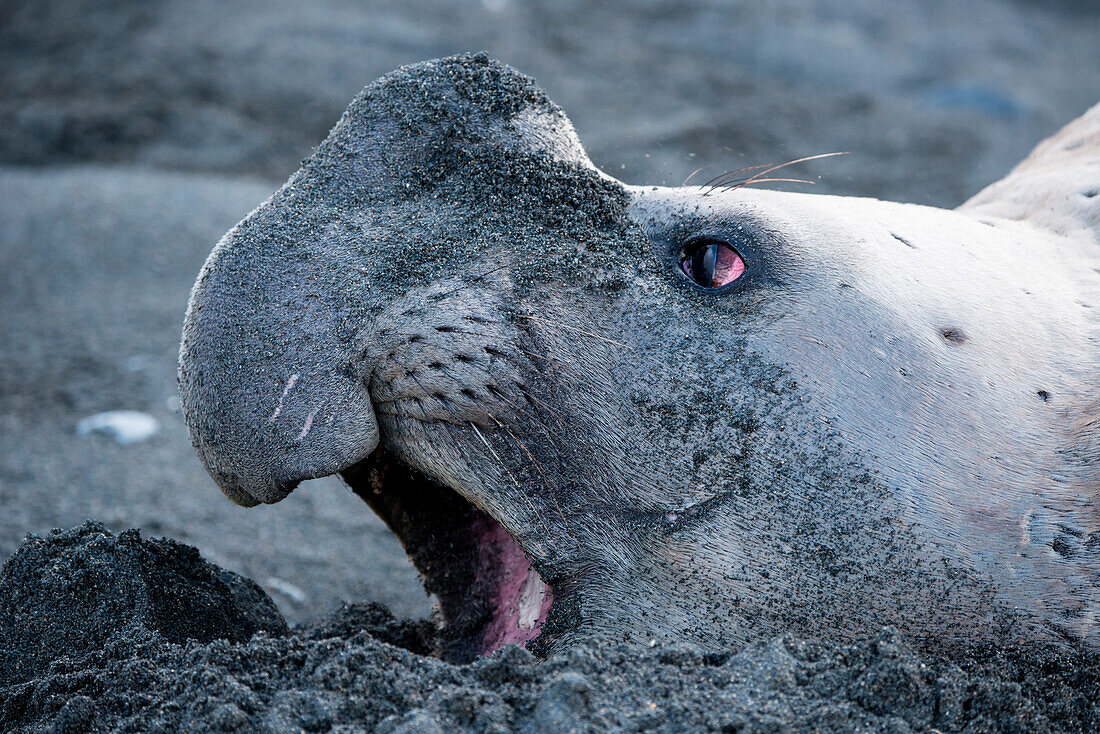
382, 386, 523, 496
738, 151, 849, 183
723, 177, 815, 189
457, 319, 616, 381
516, 346, 576, 368
487, 381, 577, 462
381, 342, 598, 544
334, 471, 356, 496
514, 314, 631, 348
399, 367, 468, 427
467, 421, 520, 486
704, 151, 848, 196
698, 162, 776, 189
490, 414, 551, 487
471, 408, 561, 539
416, 325, 578, 369
451, 420, 550, 537
391, 349, 580, 448
488, 410, 577, 544
424, 363, 575, 528
378, 354, 567, 541
515, 387, 563, 423
383, 328, 609, 435
420, 384, 526, 493
681, 164, 712, 187
391, 350, 575, 435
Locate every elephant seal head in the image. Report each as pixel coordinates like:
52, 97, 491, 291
180, 54, 1100, 661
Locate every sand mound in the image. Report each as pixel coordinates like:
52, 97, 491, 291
0, 522, 288, 686
2, 525, 1099, 733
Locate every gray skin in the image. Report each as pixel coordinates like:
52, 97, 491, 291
179, 54, 1100, 654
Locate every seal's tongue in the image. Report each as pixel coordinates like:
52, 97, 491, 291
474, 517, 553, 653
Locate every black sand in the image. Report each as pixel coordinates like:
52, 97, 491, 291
3, 1, 1100, 731
2, 524, 1099, 733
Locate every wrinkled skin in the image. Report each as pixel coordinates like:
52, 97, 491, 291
179, 54, 1100, 657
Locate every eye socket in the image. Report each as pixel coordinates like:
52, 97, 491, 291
679, 240, 745, 289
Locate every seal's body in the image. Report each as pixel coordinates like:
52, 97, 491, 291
179, 55, 1099, 660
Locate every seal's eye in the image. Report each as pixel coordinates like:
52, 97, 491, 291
680, 240, 745, 289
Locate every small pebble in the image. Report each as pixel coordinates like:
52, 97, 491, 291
264, 577, 308, 604
76, 411, 159, 445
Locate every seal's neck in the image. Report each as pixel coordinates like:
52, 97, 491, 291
960, 103, 1100, 481
958, 101, 1100, 257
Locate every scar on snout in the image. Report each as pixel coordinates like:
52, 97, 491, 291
269, 373, 300, 423
297, 408, 319, 440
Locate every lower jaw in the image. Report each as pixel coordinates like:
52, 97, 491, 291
341, 451, 554, 663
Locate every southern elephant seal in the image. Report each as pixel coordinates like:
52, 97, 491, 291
179, 54, 1100, 661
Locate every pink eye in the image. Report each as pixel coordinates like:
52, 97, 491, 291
679, 241, 745, 289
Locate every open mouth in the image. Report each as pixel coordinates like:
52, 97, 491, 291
341, 450, 554, 663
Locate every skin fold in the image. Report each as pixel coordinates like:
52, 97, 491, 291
179, 54, 1100, 654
